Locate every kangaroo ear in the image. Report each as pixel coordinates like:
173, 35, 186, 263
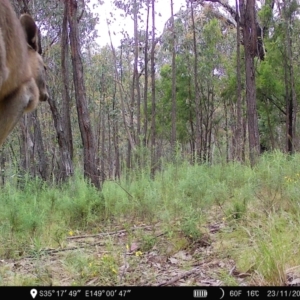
20, 14, 42, 54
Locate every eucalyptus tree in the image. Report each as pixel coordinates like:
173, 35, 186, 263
170, 0, 177, 152
109, 0, 154, 170
150, 0, 157, 176
257, 0, 300, 153
190, 1, 202, 161
84, 45, 122, 180
66, 0, 100, 188
281, 0, 299, 153
192, 0, 267, 165
157, 4, 229, 163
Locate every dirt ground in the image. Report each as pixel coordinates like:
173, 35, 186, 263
0, 221, 248, 286
1, 221, 299, 286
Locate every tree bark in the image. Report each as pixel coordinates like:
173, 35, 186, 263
67, 0, 100, 188
100, 98, 105, 184
32, 110, 48, 180
190, 2, 202, 162
143, 0, 150, 147
283, 0, 297, 154
19, 115, 34, 176
170, 0, 177, 153
150, 0, 157, 177
133, 0, 141, 143
112, 83, 120, 180
0, 149, 5, 185
240, 0, 260, 166
235, 0, 243, 161
61, 3, 74, 161
47, 93, 74, 182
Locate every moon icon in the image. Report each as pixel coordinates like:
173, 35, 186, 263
220, 288, 225, 299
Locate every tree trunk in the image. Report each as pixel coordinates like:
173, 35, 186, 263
150, 0, 157, 177
19, 115, 34, 175
207, 89, 214, 163
143, 0, 150, 147
100, 99, 105, 184
112, 84, 120, 180
107, 22, 135, 172
170, 0, 177, 152
47, 93, 74, 181
190, 2, 202, 162
133, 0, 141, 143
235, 0, 243, 161
0, 149, 5, 185
67, 0, 100, 188
186, 53, 195, 163
32, 110, 48, 180
61, 3, 74, 160
240, 0, 260, 166
44, 2, 74, 182
224, 101, 229, 163
283, 0, 297, 154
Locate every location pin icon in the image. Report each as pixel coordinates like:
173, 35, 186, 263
30, 289, 38, 299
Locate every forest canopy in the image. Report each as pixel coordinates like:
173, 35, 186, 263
1, 0, 300, 188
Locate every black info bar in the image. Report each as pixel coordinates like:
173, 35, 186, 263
0, 287, 299, 299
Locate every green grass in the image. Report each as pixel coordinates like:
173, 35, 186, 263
1, 150, 300, 285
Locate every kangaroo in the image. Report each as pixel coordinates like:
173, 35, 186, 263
0, 0, 48, 146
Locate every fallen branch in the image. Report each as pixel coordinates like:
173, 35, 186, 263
157, 265, 202, 286
67, 225, 154, 240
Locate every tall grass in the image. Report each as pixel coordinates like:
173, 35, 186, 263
1, 151, 300, 285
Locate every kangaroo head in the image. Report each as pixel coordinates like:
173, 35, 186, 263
20, 14, 49, 105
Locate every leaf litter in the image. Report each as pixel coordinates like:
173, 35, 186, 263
0, 221, 298, 286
